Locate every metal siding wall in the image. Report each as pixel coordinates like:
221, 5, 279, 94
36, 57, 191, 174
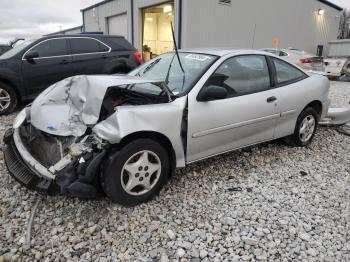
63, 28, 82, 34
83, 0, 128, 35
328, 42, 350, 57
182, 0, 340, 54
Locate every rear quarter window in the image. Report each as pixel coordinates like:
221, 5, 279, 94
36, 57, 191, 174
104, 37, 135, 51
273, 58, 307, 85
70, 38, 109, 54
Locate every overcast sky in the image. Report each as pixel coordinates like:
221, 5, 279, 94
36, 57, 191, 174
0, 0, 350, 44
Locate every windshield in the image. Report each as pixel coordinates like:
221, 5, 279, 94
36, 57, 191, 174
129, 52, 218, 96
0, 39, 36, 59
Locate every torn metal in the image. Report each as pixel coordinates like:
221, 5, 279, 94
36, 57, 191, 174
30, 75, 173, 137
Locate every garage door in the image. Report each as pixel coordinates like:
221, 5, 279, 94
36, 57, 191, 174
108, 13, 127, 38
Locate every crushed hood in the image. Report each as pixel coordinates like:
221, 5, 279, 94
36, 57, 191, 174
30, 75, 170, 137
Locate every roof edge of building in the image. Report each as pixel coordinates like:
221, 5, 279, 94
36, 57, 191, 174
329, 39, 350, 44
81, 0, 114, 12
48, 25, 83, 35
317, 0, 343, 11
80, 0, 344, 12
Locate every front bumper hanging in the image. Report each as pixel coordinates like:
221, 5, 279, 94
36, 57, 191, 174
2, 129, 59, 194
2, 128, 108, 198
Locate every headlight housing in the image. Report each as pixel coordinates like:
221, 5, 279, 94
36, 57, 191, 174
13, 108, 29, 129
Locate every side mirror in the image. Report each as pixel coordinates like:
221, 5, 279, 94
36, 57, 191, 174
24, 51, 39, 60
197, 85, 228, 102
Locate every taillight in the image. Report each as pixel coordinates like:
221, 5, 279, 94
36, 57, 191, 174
300, 58, 312, 64
133, 51, 143, 64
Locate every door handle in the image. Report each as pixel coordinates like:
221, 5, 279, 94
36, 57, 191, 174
267, 96, 277, 103
60, 59, 70, 65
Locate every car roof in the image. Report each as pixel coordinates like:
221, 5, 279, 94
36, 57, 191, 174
42, 34, 125, 40
179, 48, 273, 57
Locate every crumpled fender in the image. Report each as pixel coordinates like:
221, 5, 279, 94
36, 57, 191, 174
30, 75, 170, 137
92, 96, 188, 167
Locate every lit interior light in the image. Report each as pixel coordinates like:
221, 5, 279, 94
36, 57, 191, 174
163, 5, 172, 13
146, 17, 153, 21
318, 9, 325, 15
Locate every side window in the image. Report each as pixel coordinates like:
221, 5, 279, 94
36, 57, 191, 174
30, 39, 69, 57
205, 55, 271, 98
70, 38, 109, 54
273, 58, 306, 84
280, 51, 288, 57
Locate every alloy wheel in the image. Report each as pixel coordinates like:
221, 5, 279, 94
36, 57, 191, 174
0, 88, 11, 112
121, 150, 162, 196
299, 115, 316, 143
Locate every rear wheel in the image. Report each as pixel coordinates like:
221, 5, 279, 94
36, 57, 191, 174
0, 82, 17, 115
101, 139, 170, 206
284, 107, 319, 147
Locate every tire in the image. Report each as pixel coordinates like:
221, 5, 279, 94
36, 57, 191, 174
0, 82, 17, 115
284, 107, 319, 147
101, 139, 170, 206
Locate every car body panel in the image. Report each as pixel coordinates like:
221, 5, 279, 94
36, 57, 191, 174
92, 96, 187, 167
186, 52, 279, 162
273, 75, 330, 138
319, 107, 350, 126
30, 75, 171, 137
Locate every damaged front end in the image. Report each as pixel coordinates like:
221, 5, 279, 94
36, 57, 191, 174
3, 75, 186, 198
3, 112, 108, 198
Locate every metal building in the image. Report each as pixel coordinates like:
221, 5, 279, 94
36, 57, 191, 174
49, 26, 83, 35
81, 0, 342, 59
327, 39, 350, 57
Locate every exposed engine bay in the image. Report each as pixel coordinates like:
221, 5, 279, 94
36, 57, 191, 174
99, 86, 169, 120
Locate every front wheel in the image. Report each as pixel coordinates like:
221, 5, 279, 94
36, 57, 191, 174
0, 82, 18, 115
284, 107, 319, 147
101, 139, 170, 206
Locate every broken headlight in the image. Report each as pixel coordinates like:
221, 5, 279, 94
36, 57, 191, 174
13, 108, 29, 129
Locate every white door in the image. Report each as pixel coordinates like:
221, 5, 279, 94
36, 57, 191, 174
186, 55, 279, 163
108, 13, 127, 38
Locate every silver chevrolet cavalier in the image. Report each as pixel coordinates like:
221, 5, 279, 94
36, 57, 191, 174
3, 49, 332, 205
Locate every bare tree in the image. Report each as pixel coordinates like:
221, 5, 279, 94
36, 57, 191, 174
338, 9, 350, 39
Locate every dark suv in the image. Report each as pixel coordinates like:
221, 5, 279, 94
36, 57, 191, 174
0, 34, 142, 115
0, 45, 12, 56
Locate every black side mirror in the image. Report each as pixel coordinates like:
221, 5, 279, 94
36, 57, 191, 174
197, 85, 228, 102
24, 51, 39, 60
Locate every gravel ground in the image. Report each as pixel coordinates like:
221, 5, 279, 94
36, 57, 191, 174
0, 81, 349, 262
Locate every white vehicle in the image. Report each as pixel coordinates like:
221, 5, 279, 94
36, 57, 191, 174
261, 48, 324, 72
324, 57, 347, 78
3, 49, 350, 206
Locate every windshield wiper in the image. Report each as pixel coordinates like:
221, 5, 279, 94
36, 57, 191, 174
164, 22, 185, 91
139, 58, 161, 76
165, 53, 176, 85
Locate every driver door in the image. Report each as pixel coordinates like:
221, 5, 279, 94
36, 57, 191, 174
186, 55, 279, 162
